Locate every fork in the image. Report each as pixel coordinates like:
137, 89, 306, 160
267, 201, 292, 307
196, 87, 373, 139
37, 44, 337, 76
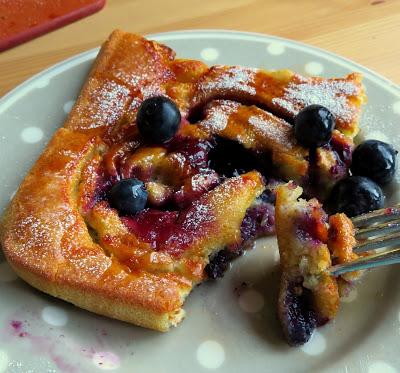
329, 204, 400, 276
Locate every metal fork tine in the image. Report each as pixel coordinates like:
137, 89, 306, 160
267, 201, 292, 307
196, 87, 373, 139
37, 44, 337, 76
355, 219, 400, 239
329, 247, 400, 276
351, 204, 400, 228
353, 231, 400, 253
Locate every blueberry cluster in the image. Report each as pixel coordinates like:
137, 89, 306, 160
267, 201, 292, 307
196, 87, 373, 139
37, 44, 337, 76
327, 140, 397, 217
293, 104, 397, 217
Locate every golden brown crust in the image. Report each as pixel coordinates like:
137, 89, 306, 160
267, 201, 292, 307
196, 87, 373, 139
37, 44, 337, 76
328, 213, 362, 282
190, 67, 366, 138
66, 30, 175, 133
0, 128, 191, 330
11, 263, 186, 332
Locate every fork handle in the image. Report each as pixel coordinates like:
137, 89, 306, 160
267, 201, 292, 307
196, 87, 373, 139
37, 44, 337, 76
329, 248, 400, 276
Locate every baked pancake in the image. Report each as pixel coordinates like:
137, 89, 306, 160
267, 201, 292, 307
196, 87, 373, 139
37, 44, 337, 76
0, 30, 366, 331
275, 183, 361, 346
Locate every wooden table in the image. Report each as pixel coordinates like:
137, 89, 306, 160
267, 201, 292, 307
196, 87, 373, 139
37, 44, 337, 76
1, 0, 399, 97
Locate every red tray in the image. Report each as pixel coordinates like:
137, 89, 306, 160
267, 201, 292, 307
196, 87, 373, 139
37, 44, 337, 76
0, 0, 106, 52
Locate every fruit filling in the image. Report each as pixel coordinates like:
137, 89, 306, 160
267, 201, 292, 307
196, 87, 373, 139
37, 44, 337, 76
104, 142, 272, 246
84, 116, 277, 269
78, 80, 394, 298
121, 206, 213, 257
82, 89, 363, 281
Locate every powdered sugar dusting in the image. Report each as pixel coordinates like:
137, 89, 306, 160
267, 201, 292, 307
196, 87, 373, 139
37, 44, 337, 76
200, 100, 296, 151
248, 114, 294, 149
200, 100, 240, 131
182, 202, 214, 231
199, 66, 257, 97
74, 80, 131, 129
114, 71, 141, 87
94, 81, 130, 125
141, 83, 165, 99
272, 79, 358, 121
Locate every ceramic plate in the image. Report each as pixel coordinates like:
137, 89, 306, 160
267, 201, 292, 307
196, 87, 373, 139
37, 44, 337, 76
1, 30, 400, 373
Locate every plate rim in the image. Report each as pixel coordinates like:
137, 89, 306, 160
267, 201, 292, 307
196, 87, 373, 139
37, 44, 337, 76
0, 28, 399, 116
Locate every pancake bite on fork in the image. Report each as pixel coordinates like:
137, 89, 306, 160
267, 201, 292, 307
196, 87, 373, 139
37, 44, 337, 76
275, 183, 363, 346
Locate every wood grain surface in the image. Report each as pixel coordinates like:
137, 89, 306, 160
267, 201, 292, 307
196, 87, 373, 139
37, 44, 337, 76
1, 0, 399, 97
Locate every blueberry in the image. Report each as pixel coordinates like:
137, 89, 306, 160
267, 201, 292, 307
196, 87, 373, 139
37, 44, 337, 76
327, 176, 384, 217
208, 137, 264, 177
137, 96, 181, 143
351, 140, 397, 185
294, 104, 335, 148
205, 249, 239, 279
109, 178, 148, 215
278, 277, 317, 346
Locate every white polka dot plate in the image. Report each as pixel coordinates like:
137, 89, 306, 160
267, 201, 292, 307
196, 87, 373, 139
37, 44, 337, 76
0, 30, 400, 373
